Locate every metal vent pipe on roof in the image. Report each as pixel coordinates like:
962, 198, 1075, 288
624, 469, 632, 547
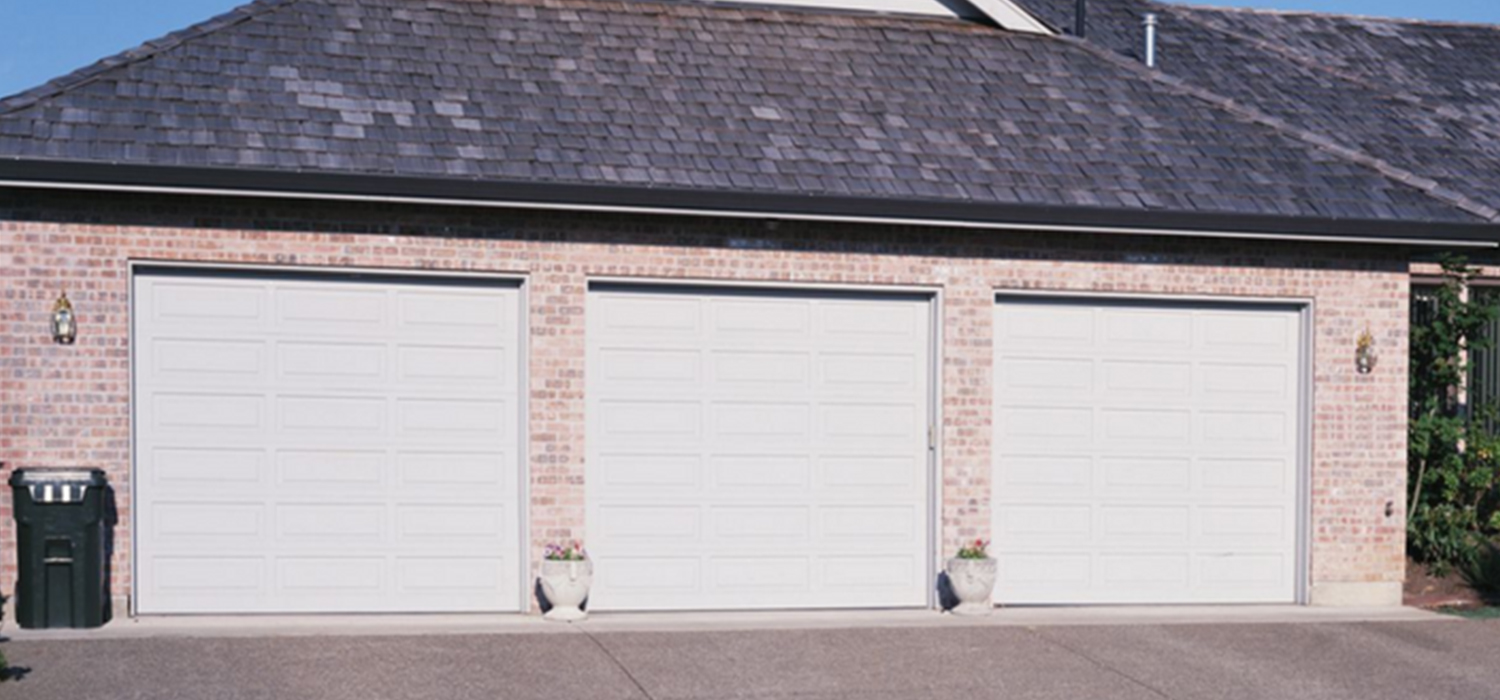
1074, 0, 1087, 38
1143, 13, 1159, 68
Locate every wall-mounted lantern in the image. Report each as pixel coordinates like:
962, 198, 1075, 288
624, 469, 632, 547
1355, 328, 1376, 374
51, 292, 77, 345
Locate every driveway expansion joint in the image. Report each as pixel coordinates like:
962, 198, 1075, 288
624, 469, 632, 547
1031, 627, 1174, 700
582, 627, 659, 700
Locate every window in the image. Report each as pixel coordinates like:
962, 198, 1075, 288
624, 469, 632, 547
1412, 283, 1500, 432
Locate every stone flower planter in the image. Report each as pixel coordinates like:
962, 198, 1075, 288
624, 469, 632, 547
945, 557, 997, 616
539, 559, 593, 622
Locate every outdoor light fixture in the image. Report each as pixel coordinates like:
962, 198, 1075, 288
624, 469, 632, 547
1355, 328, 1376, 374
51, 292, 76, 345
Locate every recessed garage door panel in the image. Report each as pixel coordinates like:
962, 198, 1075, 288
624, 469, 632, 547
135, 272, 524, 613
588, 287, 933, 611
993, 298, 1302, 605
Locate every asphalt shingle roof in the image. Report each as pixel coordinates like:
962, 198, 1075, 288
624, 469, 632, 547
1021, 0, 1500, 222
0, 0, 1490, 225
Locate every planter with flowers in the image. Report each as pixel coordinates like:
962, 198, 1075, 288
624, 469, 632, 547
538, 542, 592, 622
945, 539, 996, 616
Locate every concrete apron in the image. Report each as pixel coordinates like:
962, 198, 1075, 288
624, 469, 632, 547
4, 605, 1448, 641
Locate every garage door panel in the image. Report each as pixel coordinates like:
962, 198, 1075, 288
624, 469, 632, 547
819, 301, 922, 339
819, 505, 920, 543
712, 350, 810, 387
275, 286, 387, 332
819, 353, 921, 392
396, 289, 513, 336
1196, 506, 1288, 546
596, 505, 702, 542
1200, 457, 1289, 492
821, 556, 920, 589
397, 398, 511, 440
1101, 456, 1190, 491
999, 357, 1094, 396
589, 286, 933, 611
712, 455, 809, 490
595, 452, 703, 491
1199, 362, 1291, 399
1101, 554, 1191, 587
600, 400, 701, 440
396, 345, 511, 386
152, 338, 268, 383
712, 299, 812, 335
598, 294, 703, 335
821, 403, 919, 441
277, 449, 385, 487
276, 342, 385, 382
277, 558, 385, 594
1101, 309, 1194, 349
999, 454, 1094, 491
1198, 554, 1289, 588
152, 502, 265, 540
818, 455, 920, 490
153, 392, 267, 432
710, 557, 811, 591
396, 557, 510, 594
396, 450, 513, 488
279, 395, 385, 434
276, 503, 384, 541
1198, 311, 1294, 353
711, 402, 811, 441
154, 557, 265, 594
1101, 408, 1191, 443
150, 447, 267, 487
149, 281, 267, 328
396, 504, 509, 543
998, 304, 1095, 346
601, 348, 703, 385
1100, 506, 1190, 544
1102, 360, 1191, 396
712, 507, 811, 539
1200, 410, 1290, 446
997, 505, 1092, 545
998, 406, 1093, 441
135, 272, 523, 613
994, 297, 1301, 605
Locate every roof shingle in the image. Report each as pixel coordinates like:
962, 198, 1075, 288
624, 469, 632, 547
0, 0, 1489, 225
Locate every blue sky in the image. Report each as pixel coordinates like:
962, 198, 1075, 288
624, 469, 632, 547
2, 0, 1499, 99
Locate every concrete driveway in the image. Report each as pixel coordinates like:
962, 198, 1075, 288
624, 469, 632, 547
5, 618, 1500, 699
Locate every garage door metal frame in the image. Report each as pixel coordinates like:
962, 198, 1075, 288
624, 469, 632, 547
585, 277, 944, 611
991, 289, 1313, 606
127, 260, 532, 616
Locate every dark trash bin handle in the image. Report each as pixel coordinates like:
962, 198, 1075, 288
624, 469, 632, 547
28, 483, 91, 504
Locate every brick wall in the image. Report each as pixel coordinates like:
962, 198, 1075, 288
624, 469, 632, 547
0, 190, 1411, 610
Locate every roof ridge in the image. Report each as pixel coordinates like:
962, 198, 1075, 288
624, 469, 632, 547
1162, 2, 1500, 30
0, 0, 302, 116
1167, 7, 1500, 145
1057, 34, 1500, 223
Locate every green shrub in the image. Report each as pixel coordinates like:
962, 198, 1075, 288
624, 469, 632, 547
1409, 257, 1500, 576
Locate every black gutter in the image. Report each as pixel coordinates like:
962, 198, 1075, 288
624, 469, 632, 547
1, 158, 1496, 246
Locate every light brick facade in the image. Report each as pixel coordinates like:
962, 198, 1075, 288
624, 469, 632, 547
0, 190, 1411, 612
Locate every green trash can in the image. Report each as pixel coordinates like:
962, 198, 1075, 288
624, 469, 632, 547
9, 467, 110, 629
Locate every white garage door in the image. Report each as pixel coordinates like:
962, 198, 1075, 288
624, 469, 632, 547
993, 297, 1304, 605
587, 285, 934, 611
134, 269, 524, 613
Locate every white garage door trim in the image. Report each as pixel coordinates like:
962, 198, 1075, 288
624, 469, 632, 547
991, 291, 1311, 606
585, 280, 941, 611
129, 263, 530, 614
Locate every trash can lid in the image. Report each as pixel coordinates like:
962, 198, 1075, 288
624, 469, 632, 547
8, 468, 107, 487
